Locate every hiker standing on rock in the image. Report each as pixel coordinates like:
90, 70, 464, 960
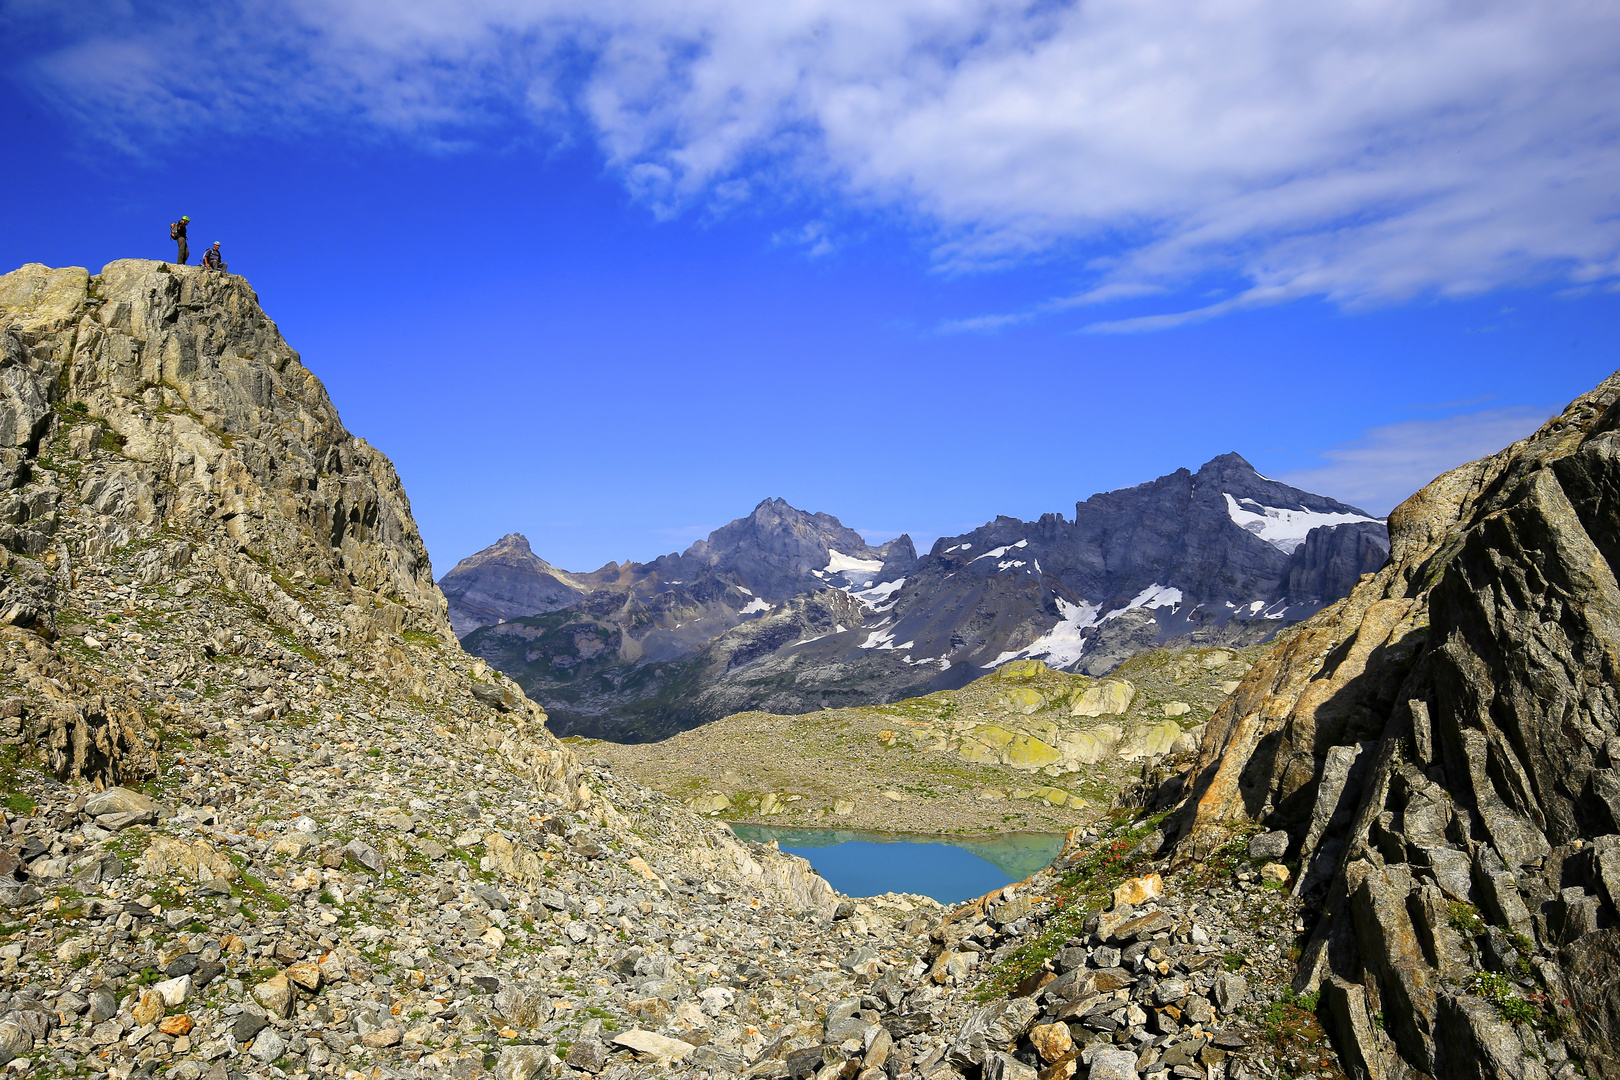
203, 242, 227, 273
169, 215, 190, 264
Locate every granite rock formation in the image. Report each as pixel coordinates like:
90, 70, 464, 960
1157, 371, 1620, 1079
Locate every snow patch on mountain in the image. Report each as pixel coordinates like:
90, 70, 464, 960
991, 598, 1104, 668
739, 597, 773, 614
859, 627, 915, 651
990, 583, 1185, 669
1103, 584, 1183, 620
851, 578, 905, 607
1224, 494, 1381, 554
972, 540, 1028, 562
825, 549, 885, 576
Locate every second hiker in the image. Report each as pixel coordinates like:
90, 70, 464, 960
169, 215, 190, 264
203, 242, 227, 273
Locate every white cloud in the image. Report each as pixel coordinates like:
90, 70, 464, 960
13, 0, 1620, 318
1273, 406, 1554, 515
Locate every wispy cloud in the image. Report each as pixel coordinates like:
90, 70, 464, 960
1274, 406, 1554, 515
12, 1, 1620, 323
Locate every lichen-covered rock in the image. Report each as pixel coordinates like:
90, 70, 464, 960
1070, 679, 1135, 717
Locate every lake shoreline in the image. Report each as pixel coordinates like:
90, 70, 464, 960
728, 823, 1069, 903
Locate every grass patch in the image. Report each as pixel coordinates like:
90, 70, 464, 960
1448, 900, 1485, 938
973, 811, 1169, 1000
1465, 971, 1544, 1027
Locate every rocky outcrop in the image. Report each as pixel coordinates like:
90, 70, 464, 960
0, 260, 488, 786
1164, 372, 1620, 1079
1284, 520, 1389, 604
0, 261, 447, 642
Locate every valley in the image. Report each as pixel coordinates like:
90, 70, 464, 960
571, 645, 1265, 836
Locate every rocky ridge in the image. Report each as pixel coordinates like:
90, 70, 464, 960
925, 370, 1620, 1080
454, 462, 1386, 742
1152, 372, 1620, 1078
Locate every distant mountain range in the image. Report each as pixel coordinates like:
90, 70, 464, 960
443, 453, 1387, 740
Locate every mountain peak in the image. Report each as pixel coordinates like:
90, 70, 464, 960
438, 531, 580, 635
491, 532, 534, 555
1197, 451, 1257, 474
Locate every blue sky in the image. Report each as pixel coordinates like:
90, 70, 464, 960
5, 0, 1620, 573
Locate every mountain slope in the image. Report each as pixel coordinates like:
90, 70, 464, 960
453, 455, 1386, 740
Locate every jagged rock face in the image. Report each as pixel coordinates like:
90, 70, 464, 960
443, 500, 914, 640
0, 260, 510, 786
438, 533, 585, 636
885, 452, 1386, 677
0, 260, 446, 638
449, 502, 919, 737
663, 496, 915, 603
1169, 372, 1620, 1079
1284, 520, 1388, 604
456, 454, 1385, 739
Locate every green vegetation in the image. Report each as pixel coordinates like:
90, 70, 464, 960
1448, 900, 1485, 938
974, 810, 1170, 1000
1465, 971, 1542, 1027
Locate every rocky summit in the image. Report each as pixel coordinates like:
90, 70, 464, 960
451, 458, 1386, 741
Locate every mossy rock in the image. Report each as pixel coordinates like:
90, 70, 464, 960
1003, 734, 1062, 770
1057, 725, 1122, 765
995, 687, 1047, 714
1118, 720, 1182, 760
996, 659, 1051, 681
1070, 679, 1136, 717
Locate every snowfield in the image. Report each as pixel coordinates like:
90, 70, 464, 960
1223, 494, 1380, 554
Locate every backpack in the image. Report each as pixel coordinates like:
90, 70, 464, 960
169, 222, 180, 240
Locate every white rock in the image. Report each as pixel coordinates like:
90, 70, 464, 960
612, 1029, 695, 1065
153, 975, 191, 1006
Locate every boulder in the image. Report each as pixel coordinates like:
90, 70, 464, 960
1112, 873, 1164, 908
1029, 1022, 1072, 1062
611, 1029, 695, 1065
946, 996, 1040, 1067
1118, 720, 1182, 761
343, 838, 385, 874
493, 1044, 555, 1080
1070, 680, 1136, 717
1212, 973, 1248, 1012
1086, 1045, 1140, 1080
996, 687, 1047, 714
136, 836, 237, 888
249, 1027, 287, 1063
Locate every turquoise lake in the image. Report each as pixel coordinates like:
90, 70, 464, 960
728, 826, 1065, 905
